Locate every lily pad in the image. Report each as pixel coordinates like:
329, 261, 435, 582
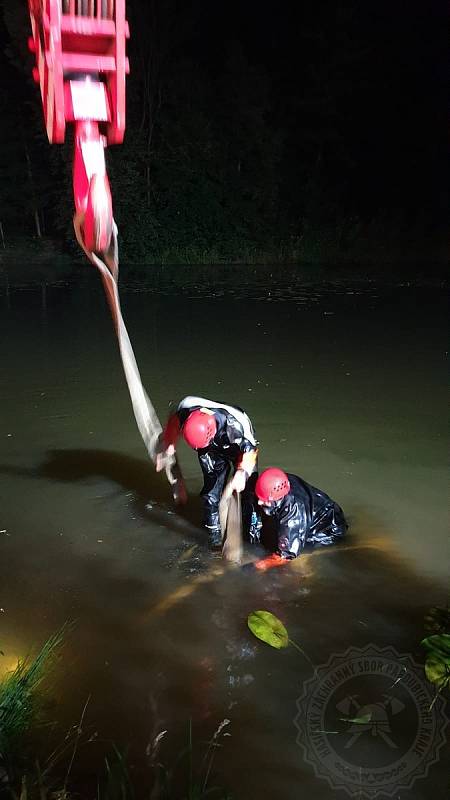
247, 610, 289, 649
421, 634, 450, 659
425, 655, 450, 690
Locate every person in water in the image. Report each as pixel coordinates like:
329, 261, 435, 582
156, 396, 259, 547
253, 467, 347, 563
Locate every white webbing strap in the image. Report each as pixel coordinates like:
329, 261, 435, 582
74, 216, 186, 502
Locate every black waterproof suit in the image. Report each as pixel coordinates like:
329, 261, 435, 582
261, 473, 347, 559
164, 396, 259, 539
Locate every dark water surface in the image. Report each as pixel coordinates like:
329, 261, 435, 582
0, 278, 448, 798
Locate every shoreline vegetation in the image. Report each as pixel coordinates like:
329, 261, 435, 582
0, 629, 232, 799
0, 234, 447, 292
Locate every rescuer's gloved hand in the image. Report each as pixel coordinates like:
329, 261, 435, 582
156, 441, 176, 473
230, 468, 247, 494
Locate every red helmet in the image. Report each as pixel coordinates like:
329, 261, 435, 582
255, 468, 290, 502
182, 410, 217, 449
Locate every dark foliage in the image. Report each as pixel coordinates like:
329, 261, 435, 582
0, 0, 447, 266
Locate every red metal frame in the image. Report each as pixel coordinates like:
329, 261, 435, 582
27, 0, 130, 255
28, 0, 129, 144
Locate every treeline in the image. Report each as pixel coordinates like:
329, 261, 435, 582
0, 0, 447, 267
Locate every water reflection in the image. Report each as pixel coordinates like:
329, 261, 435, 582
0, 285, 448, 798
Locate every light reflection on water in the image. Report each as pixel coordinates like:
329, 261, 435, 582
0, 283, 448, 798
0, 652, 20, 680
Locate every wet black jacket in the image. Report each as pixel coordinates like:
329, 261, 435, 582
262, 473, 347, 559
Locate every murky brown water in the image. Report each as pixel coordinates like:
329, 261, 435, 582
0, 276, 448, 798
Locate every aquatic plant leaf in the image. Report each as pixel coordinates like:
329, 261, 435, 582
425, 655, 450, 690
339, 713, 372, 725
421, 634, 450, 659
247, 611, 289, 649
